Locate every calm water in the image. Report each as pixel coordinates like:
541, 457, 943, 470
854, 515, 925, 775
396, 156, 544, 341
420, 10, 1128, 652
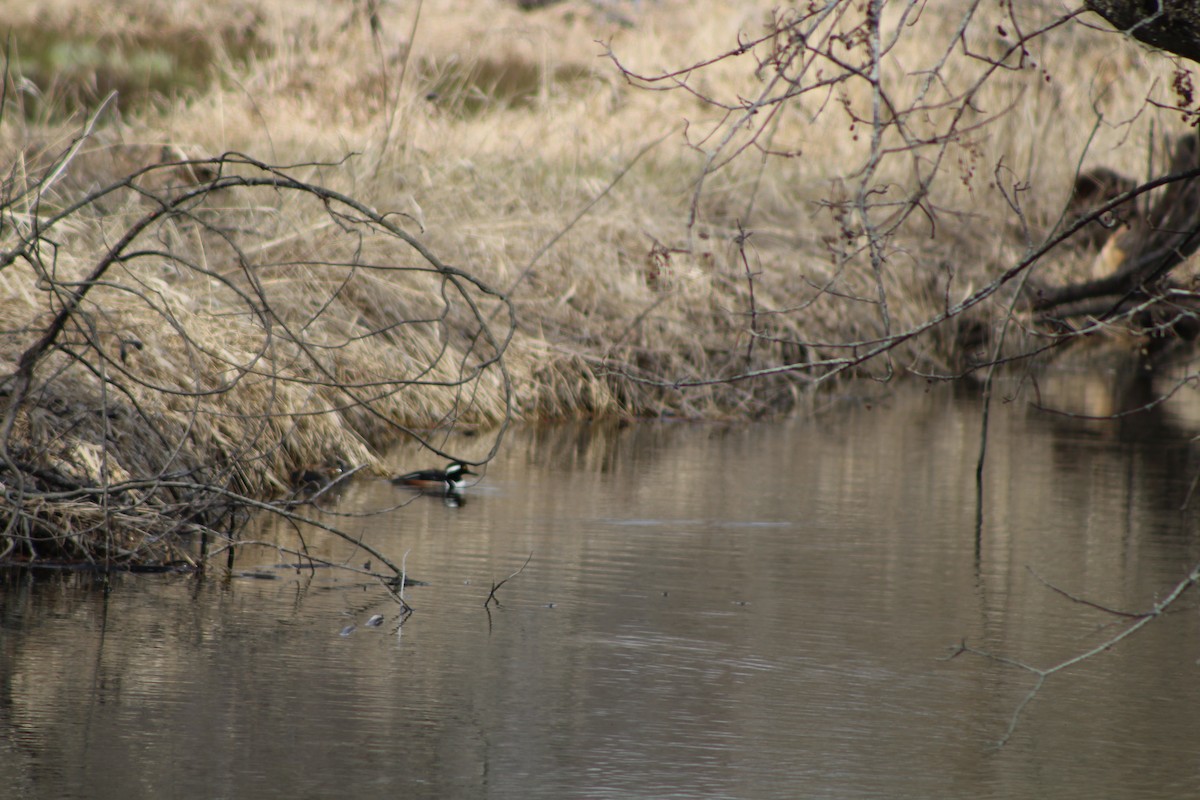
4, 380, 1200, 799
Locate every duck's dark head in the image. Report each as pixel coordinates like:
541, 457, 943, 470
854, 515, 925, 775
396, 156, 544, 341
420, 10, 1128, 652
445, 462, 476, 481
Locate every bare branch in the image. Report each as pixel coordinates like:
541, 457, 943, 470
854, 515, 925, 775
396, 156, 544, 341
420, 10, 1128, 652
948, 558, 1200, 746
484, 552, 534, 608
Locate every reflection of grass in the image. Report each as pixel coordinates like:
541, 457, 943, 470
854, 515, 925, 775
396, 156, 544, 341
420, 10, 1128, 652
7, 19, 264, 119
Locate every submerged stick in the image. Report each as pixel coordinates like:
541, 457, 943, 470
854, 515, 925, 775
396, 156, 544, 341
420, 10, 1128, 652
484, 552, 533, 608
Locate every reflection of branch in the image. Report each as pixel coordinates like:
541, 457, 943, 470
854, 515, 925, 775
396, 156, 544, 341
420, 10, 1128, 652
216, 540, 378, 579
484, 552, 533, 608
947, 558, 1200, 747
184, 481, 403, 574
377, 549, 416, 619
1025, 566, 1145, 618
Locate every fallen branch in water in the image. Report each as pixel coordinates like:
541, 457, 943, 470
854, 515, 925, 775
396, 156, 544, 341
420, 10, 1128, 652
945, 558, 1200, 747
484, 552, 533, 608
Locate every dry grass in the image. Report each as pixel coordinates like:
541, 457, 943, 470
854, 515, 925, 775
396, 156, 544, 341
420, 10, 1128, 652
0, 0, 1194, 561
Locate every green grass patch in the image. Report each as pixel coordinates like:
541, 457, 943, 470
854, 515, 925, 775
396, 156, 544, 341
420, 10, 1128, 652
4, 19, 266, 120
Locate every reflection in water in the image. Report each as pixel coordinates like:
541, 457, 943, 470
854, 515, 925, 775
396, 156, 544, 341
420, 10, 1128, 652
3, 383, 1200, 798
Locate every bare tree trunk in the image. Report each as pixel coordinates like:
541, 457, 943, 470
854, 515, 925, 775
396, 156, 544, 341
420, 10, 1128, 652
1087, 0, 1200, 65
1032, 133, 1200, 323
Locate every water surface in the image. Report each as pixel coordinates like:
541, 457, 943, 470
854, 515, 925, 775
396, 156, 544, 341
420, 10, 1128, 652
3, 382, 1200, 799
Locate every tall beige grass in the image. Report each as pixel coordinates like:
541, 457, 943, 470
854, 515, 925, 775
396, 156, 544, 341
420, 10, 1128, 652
0, 0, 1193, 559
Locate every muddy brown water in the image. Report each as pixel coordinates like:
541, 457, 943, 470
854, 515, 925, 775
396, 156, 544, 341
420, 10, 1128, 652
3, 381, 1200, 799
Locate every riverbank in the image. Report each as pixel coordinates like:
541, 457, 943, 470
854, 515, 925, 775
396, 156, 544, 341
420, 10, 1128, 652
0, 0, 1189, 562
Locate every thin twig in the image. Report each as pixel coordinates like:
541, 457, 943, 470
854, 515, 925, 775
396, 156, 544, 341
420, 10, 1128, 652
947, 558, 1200, 747
484, 552, 534, 608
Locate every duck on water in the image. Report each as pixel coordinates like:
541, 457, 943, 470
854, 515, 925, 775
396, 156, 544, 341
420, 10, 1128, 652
391, 462, 476, 495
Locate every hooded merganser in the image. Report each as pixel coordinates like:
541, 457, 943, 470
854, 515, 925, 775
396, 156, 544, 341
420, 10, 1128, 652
391, 461, 476, 493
